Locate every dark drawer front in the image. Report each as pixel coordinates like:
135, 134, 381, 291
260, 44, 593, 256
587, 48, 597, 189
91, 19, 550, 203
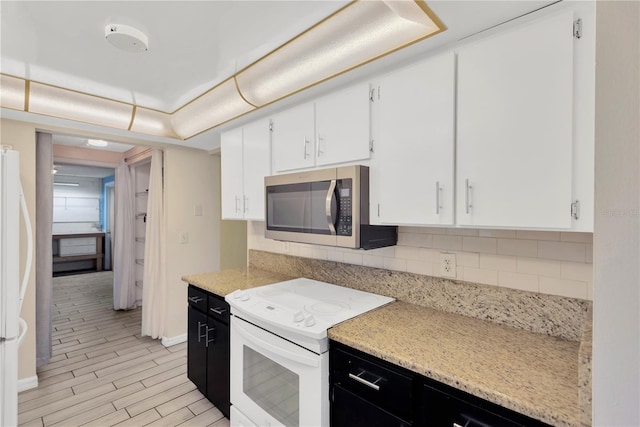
207, 294, 230, 324
187, 286, 208, 313
331, 346, 414, 421
332, 384, 412, 427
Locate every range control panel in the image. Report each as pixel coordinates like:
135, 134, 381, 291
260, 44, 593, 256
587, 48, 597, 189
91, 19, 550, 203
336, 179, 352, 236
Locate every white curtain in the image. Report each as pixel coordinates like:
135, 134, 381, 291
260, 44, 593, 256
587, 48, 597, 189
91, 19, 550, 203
113, 159, 136, 310
141, 149, 166, 338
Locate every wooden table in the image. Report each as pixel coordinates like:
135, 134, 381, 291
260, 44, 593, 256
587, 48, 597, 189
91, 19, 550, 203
52, 232, 105, 272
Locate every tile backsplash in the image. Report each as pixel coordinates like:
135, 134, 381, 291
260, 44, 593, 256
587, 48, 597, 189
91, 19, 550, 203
247, 222, 594, 300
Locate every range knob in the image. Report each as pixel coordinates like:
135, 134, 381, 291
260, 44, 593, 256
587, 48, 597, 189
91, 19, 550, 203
293, 311, 305, 323
240, 292, 250, 302
232, 290, 243, 300
304, 315, 316, 327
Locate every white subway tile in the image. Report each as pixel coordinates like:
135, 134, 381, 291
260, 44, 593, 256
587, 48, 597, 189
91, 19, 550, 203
462, 267, 498, 286
418, 227, 448, 235
538, 241, 586, 262
586, 244, 593, 263
515, 230, 561, 241
498, 271, 539, 293
479, 254, 517, 272
394, 246, 424, 261
432, 235, 463, 251
478, 229, 517, 238
431, 262, 443, 277
517, 257, 562, 277
384, 257, 407, 272
397, 232, 432, 248
419, 248, 440, 262
446, 228, 479, 237
343, 252, 363, 265
366, 246, 396, 257
539, 277, 589, 299
407, 260, 433, 276
462, 237, 497, 254
362, 255, 384, 268
497, 239, 538, 257
561, 262, 594, 282
327, 251, 344, 263
398, 226, 433, 235
560, 232, 594, 243
453, 251, 480, 268
587, 281, 593, 300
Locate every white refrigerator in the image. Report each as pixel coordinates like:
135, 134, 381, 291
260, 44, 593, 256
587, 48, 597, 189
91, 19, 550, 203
1, 147, 32, 427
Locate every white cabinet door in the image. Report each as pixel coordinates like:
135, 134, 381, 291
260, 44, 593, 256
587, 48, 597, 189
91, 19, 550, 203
456, 11, 575, 229
370, 52, 455, 226
271, 103, 315, 172
221, 127, 244, 219
242, 119, 271, 220
315, 82, 370, 166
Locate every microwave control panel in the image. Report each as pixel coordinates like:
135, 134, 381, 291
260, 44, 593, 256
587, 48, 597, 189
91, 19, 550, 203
336, 179, 352, 236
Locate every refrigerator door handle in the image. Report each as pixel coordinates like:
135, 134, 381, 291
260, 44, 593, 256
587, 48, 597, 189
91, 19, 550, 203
17, 317, 27, 346
18, 182, 33, 312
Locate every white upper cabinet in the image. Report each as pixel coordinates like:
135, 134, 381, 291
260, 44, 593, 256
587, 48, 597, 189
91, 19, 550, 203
315, 82, 371, 166
369, 52, 455, 226
221, 118, 271, 220
456, 11, 576, 229
271, 103, 315, 172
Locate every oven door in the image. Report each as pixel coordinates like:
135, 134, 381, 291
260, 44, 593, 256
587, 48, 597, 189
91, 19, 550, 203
230, 315, 329, 427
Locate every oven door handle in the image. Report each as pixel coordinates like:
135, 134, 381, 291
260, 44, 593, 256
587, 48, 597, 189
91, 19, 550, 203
234, 319, 320, 368
326, 179, 337, 235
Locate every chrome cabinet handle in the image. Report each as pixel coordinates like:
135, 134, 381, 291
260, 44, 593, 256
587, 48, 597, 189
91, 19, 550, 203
453, 423, 464, 427
188, 296, 203, 304
197, 321, 206, 342
436, 181, 442, 214
303, 137, 310, 159
465, 179, 473, 214
205, 326, 215, 347
326, 179, 337, 235
210, 307, 226, 315
348, 372, 380, 391
243, 195, 248, 213
317, 135, 324, 157
235, 196, 240, 213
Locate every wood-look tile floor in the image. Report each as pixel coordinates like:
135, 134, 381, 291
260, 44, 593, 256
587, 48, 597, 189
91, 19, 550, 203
18, 271, 229, 427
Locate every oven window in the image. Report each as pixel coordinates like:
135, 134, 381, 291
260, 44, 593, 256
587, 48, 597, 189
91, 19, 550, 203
243, 346, 300, 426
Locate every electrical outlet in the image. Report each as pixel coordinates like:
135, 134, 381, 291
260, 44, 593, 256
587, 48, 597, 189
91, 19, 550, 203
179, 231, 189, 244
440, 252, 456, 278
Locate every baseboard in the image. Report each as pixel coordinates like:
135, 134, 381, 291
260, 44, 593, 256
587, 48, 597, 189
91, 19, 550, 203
17, 375, 38, 392
162, 334, 187, 347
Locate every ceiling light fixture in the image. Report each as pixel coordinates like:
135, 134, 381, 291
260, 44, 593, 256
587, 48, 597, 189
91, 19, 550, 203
105, 24, 149, 53
87, 139, 109, 147
0, 1, 445, 141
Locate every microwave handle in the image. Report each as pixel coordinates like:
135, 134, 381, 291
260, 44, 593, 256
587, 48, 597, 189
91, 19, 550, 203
326, 179, 337, 235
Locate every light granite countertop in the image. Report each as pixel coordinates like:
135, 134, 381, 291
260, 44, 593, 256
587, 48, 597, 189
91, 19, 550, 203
328, 301, 581, 427
183, 269, 582, 426
182, 268, 293, 296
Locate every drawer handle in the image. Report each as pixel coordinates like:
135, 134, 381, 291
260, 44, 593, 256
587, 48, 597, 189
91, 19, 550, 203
189, 296, 204, 304
348, 372, 380, 391
205, 326, 215, 347
210, 307, 227, 315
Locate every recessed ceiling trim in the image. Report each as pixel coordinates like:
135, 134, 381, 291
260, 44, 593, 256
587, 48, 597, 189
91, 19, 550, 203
0, 1, 446, 141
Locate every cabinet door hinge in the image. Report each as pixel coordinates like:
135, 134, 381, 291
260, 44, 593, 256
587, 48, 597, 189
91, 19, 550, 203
269, 120, 273, 132
573, 19, 582, 39
571, 200, 580, 220
369, 88, 375, 102
369, 139, 374, 153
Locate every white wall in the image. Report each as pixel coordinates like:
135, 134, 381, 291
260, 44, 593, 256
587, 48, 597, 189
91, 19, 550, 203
249, 223, 594, 300
163, 148, 221, 341
52, 175, 102, 233
593, 1, 640, 424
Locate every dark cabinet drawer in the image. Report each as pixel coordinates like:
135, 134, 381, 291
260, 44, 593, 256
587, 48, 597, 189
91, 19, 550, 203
187, 286, 208, 313
332, 384, 411, 427
207, 294, 230, 324
331, 343, 414, 422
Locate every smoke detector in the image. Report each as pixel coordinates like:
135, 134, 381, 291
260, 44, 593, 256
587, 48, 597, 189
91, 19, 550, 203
105, 24, 148, 53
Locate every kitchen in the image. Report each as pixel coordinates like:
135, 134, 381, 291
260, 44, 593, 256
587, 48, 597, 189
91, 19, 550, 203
0, 1, 638, 426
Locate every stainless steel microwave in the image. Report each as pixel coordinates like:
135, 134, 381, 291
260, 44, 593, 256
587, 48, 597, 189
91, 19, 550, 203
264, 165, 397, 249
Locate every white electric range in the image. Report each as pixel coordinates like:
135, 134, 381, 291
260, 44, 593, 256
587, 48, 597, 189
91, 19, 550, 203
226, 277, 394, 427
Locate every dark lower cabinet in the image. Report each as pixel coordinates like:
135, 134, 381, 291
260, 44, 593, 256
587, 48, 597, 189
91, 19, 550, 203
187, 285, 230, 419
330, 340, 550, 427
